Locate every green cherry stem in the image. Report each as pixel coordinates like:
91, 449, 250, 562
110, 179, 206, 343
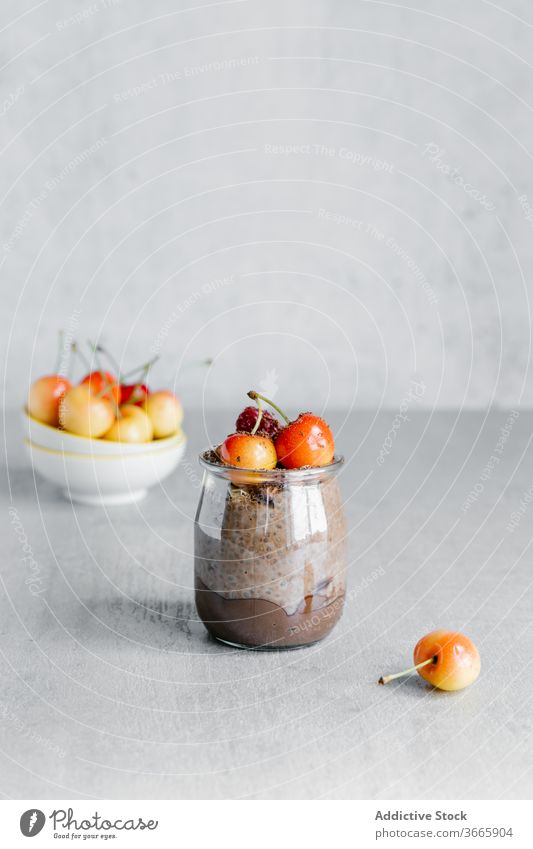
250, 396, 264, 435
247, 390, 290, 425
378, 656, 437, 686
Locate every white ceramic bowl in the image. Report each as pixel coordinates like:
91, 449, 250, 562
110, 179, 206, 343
22, 409, 187, 505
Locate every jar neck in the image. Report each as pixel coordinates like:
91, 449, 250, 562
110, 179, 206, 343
198, 452, 344, 485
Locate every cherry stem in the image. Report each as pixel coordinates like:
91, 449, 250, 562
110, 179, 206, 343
54, 330, 64, 374
250, 397, 264, 435
88, 340, 121, 418
96, 343, 156, 387
186, 357, 213, 369
71, 341, 91, 372
94, 383, 120, 417
88, 340, 105, 373
67, 342, 76, 381
378, 656, 437, 686
248, 390, 290, 425
127, 361, 152, 399
120, 356, 159, 382
95, 343, 121, 378
91, 340, 161, 385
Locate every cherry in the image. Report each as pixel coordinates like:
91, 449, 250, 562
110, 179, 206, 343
28, 375, 72, 426
59, 384, 115, 438
247, 391, 335, 469
235, 405, 281, 439
80, 370, 121, 405
27, 332, 73, 426
144, 391, 183, 438
120, 382, 150, 406
104, 404, 153, 443
87, 343, 158, 408
379, 630, 481, 692
276, 412, 335, 468
219, 433, 277, 470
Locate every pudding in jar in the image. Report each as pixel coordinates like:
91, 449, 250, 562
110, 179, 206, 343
194, 453, 347, 649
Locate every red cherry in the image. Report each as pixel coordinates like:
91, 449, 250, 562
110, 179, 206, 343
235, 405, 281, 439
248, 390, 335, 469
120, 383, 150, 406
275, 413, 335, 468
80, 371, 121, 405
219, 433, 277, 470
246, 391, 335, 469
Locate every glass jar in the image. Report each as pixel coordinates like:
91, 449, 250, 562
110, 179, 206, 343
194, 453, 347, 649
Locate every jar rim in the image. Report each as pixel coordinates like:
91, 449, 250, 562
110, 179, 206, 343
198, 450, 344, 481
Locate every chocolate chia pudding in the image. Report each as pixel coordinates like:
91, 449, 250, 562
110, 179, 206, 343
194, 453, 347, 649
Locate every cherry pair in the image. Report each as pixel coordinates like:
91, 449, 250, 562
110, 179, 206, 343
219, 391, 335, 471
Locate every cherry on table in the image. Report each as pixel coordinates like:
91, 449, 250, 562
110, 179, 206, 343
378, 630, 481, 692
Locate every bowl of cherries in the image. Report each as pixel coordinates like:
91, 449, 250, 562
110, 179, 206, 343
23, 341, 186, 505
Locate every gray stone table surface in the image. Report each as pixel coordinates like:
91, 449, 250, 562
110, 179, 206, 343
1, 408, 532, 800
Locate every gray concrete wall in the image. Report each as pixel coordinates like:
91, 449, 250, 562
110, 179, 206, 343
2, 0, 532, 410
